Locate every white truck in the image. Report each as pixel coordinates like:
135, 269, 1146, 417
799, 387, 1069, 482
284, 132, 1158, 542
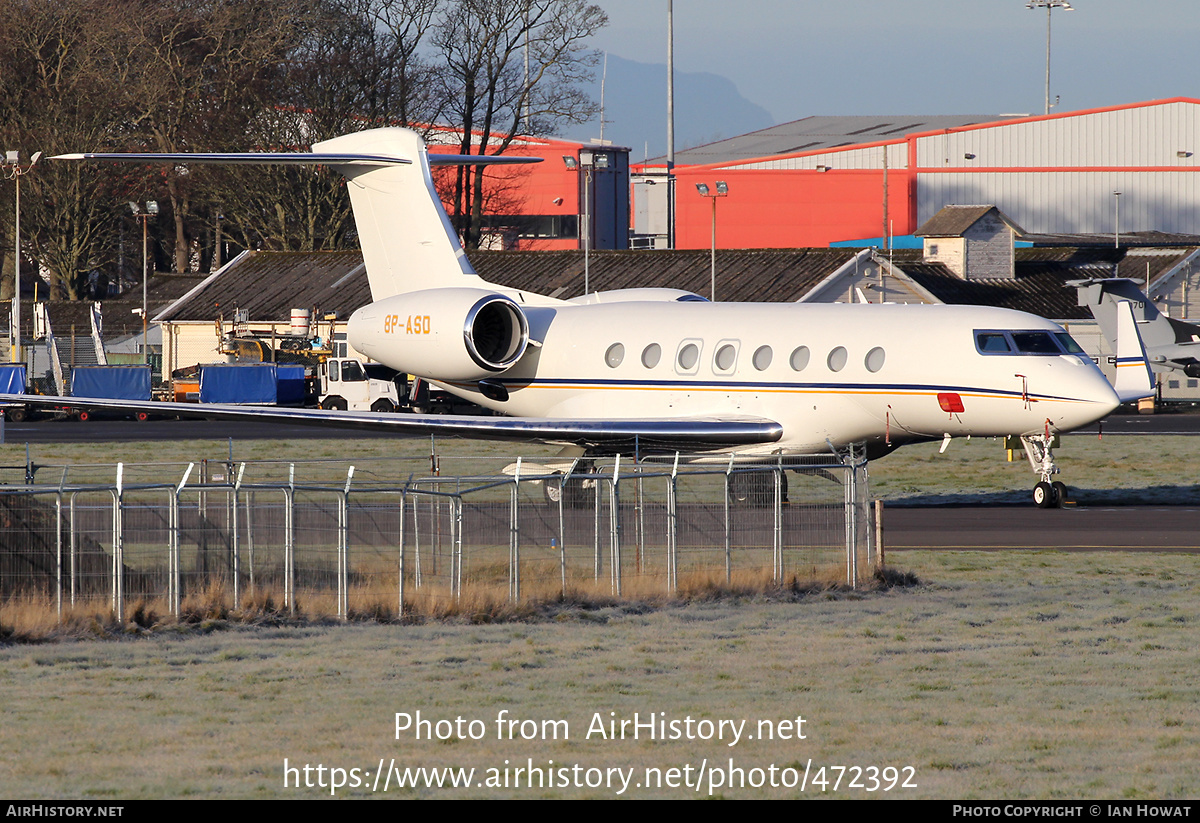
317, 356, 406, 412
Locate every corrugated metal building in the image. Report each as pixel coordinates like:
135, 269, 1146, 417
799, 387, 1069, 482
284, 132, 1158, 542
637, 98, 1200, 250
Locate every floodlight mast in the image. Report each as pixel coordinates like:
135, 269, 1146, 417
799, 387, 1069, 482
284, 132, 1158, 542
1026, 0, 1075, 116
3, 150, 42, 363
695, 181, 729, 301
130, 201, 158, 363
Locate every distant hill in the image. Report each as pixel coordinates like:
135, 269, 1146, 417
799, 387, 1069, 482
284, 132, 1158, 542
554, 54, 775, 162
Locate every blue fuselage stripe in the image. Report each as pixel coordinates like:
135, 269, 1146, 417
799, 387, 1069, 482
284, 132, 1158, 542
469, 377, 1085, 404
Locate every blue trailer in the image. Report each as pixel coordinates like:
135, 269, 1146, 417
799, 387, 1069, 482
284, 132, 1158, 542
198, 363, 307, 405
70, 365, 154, 421
0, 363, 27, 421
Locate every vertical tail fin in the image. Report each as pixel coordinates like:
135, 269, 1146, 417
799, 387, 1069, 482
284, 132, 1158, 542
314, 129, 484, 300
1075, 277, 1176, 352
1112, 300, 1155, 402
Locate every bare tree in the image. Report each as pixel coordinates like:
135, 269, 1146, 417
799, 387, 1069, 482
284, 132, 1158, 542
0, 0, 607, 295
435, 0, 606, 248
0, 0, 134, 299
212, 0, 445, 255
101, 0, 322, 272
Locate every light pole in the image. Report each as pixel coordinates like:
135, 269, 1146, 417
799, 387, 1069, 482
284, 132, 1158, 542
564, 152, 602, 296
3, 150, 42, 363
1113, 190, 1122, 249
129, 200, 158, 363
696, 181, 728, 301
1026, 0, 1075, 116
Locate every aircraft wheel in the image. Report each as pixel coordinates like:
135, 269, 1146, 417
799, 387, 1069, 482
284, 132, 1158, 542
1051, 481, 1069, 506
370, 399, 396, 413
728, 470, 781, 508
543, 475, 563, 505
1033, 481, 1056, 509
543, 471, 594, 508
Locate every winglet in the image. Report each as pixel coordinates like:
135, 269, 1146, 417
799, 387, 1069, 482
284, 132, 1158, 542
1113, 299, 1155, 402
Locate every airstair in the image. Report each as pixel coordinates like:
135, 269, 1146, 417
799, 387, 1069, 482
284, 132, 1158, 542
34, 302, 107, 395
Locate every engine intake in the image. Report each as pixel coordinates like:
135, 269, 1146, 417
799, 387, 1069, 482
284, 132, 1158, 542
348, 287, 530, 382
465, 295, 528, 371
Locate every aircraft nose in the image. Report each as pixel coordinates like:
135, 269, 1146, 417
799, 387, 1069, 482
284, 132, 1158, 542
1055, 362, 1120, 430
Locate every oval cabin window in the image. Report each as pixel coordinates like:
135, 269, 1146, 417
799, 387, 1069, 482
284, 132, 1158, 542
789, 346, 810, 371
641, 343, 662, 368
827, 346, 848, 372
753, 345, 773, 371
714, 344, 736, 371
605, 343, 625, 368
677, 343, 700, 371
865, 346, 885, 373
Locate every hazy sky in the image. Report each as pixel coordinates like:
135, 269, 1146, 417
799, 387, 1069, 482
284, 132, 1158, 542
587, 0, 1198, 123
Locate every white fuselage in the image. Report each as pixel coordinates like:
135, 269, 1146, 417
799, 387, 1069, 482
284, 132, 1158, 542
350, 297, 1119, 455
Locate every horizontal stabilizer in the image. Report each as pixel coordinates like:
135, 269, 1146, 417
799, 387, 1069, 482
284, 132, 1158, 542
52, 151, 539, 167
0, 394, 782, 453
53, 151, 413, 166
54, 128, 541, 301
1113, 300, 1155, 402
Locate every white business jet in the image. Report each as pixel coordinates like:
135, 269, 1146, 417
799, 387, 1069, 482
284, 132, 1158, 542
8, 128, 1142, 507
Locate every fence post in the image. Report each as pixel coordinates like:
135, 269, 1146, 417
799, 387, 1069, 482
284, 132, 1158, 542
231, 464, 243, 610
452, 495, 463, 600
54, 489, 63, 623
844, 451, 856, 589
609, 455, 622, 597
69, 492, 77, 607
285, 463, 295, 615
671, 453, 681, 592
774, 455, 783, 582
398, 490, 406, 620
244, 487, 255, 593
510, 457, 521, 602
409, 484, 422, 588
724, 453, 733, 585
112, 464, 124, 621
172, 463, 194, 618
557, 460, 573, 587
593, 462, 602, 582
338, 466, 355, 619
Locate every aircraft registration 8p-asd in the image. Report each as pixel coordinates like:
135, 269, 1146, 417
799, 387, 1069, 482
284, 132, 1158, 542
25, 127, 1153, 508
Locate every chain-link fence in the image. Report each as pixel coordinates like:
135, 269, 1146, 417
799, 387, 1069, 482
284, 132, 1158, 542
0, 450, 877, 622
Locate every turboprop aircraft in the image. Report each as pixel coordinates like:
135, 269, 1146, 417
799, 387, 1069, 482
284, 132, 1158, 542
2, 128, 1145, 507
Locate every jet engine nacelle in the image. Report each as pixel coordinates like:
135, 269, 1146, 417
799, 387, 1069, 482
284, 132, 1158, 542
347, 288, 529, 381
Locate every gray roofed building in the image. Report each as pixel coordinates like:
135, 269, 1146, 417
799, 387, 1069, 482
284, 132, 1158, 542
149, 244, 1200, 325
914, 205, 1025, 239
155, 247, 863, 323
914, 205, 1025, 281
648, 114, 1013, 167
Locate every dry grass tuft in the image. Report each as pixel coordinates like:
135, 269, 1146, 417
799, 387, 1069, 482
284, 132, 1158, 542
874, 565, 921, 588
0, 564, 911, 643
178, 580, 244, 623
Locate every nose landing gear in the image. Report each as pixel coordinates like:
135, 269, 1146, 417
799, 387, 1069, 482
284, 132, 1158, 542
1018, 423, 1069, 508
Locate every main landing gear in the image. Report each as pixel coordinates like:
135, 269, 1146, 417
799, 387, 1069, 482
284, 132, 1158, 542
1018, 426, 1069, 509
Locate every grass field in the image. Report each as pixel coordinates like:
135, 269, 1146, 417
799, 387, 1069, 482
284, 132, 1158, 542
2, 550, 1199, 799
2, 433, 1199, 798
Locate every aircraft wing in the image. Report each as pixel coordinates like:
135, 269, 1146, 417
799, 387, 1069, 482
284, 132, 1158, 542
0, 394, 782, 452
